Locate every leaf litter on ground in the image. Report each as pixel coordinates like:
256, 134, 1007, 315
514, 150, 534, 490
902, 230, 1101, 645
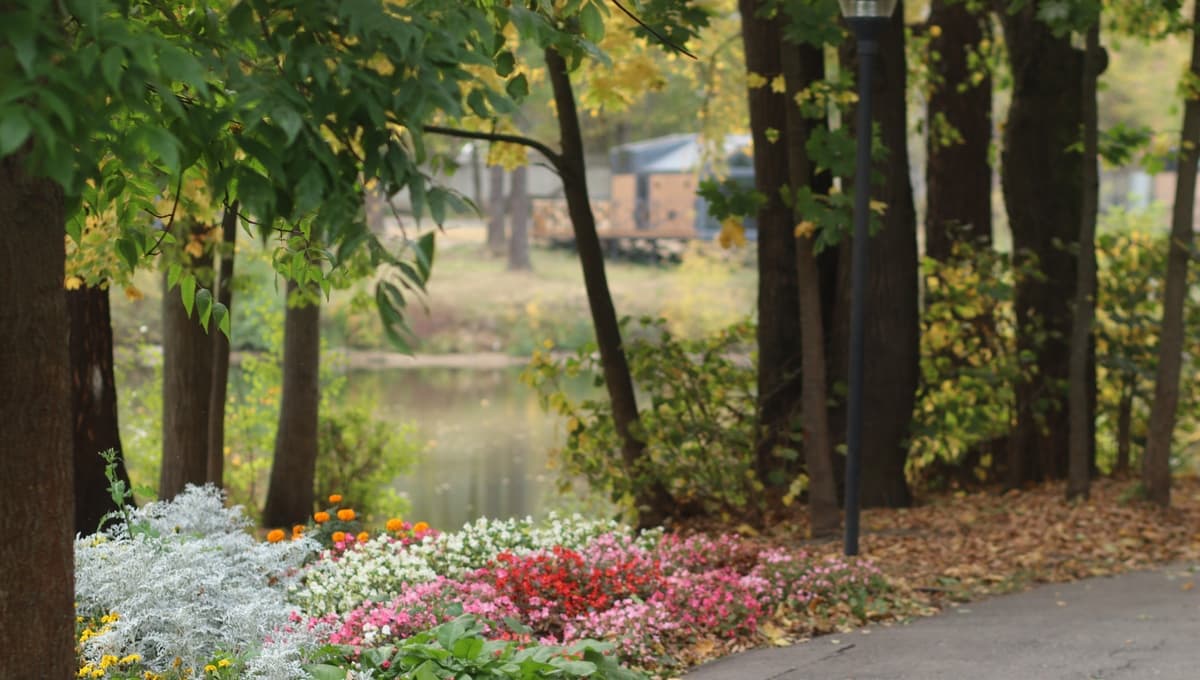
671, 476, 1200, 674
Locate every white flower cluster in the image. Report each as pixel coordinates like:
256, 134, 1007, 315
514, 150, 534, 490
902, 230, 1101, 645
75, 485, 321, 677
292, 512, 655, 617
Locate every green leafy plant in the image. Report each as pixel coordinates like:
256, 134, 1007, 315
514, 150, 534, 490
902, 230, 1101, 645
523, 318, 758, 519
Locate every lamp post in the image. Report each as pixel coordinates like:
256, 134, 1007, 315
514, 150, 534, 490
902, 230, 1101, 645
839, 0, 897, 557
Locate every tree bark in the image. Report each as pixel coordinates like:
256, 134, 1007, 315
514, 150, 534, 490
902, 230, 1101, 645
739, 0, 805, 496
69, 285, 131, 534
544, 46, 675, 527
487, 163, 507, 256
924, 0, 992, 258
508, 164, 532, 271
1143, 0, 1200, 507
160, 222, 214, 499
262, 280, 322, 527
782, 38, 840, 537
1115, 387, 1133, 476
207, 203, 238, 487
0, 149, 75, 679
1001, 3, 1085, 487
1067, 22, 1101, 501
831, 3, 918, 507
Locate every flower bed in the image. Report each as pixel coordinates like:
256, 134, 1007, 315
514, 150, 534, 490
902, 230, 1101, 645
75, 487, 892, 678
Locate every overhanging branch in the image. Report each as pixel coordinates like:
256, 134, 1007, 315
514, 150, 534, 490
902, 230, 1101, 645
422, 125, 563, 173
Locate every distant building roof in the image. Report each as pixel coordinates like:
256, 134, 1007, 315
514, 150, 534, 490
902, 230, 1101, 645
610, 133, 754, 175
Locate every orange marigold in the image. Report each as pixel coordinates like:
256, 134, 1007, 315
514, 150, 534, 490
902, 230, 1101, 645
328, 494, 343, 504
292, 524, 305, 535
357, 531, 369, 542
331, 531, 346, 543
266, 529, 286, 543
385, 518, 404, 533
314, 511, 330, 524
413, 521, 430, 534
337, 509, 356, 521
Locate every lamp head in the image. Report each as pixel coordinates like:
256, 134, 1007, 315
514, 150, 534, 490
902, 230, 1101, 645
838, 0, 898, 18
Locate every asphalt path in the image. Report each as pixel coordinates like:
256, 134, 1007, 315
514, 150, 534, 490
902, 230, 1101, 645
685, 563, 1200, 680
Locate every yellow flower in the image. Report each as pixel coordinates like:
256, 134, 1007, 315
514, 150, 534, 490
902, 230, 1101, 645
337, 509, 356, 521
357, 531, 369, 543
332, 531, 347, 543
204, 665, 217, 674
413, 521, 430, 534
328, 494, 343, 504
313, 511, 330, 524
218, 659, 231, 668
266, 529, 286, 543
386, 518, 404, 532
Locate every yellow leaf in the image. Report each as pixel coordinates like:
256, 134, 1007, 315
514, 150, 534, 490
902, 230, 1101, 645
795, 220, 816, 238
123, 286, 144, 301
718, 218, 747, 249
65, 275, 84, 291
185, 239, 205, 259
770, 74, 786, 93
746, 72, 768, 89
869, 199, 888, 215
929, 25, 942, 38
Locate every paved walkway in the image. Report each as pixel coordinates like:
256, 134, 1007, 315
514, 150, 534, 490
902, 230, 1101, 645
686, 563, 1200, 680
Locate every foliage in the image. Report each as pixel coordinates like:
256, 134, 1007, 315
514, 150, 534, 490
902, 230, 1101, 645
522, 318, 759, 519
307, 616, 644, 680
315, 410, 421, 525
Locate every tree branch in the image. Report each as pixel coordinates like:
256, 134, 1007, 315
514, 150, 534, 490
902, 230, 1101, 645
423, 125, 562, 172
608, 0, 698, 60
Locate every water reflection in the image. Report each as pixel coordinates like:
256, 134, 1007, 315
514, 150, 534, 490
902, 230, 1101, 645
344, 366, 601, 531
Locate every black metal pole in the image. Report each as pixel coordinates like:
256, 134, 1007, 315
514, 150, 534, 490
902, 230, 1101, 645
844, 18, 882, 557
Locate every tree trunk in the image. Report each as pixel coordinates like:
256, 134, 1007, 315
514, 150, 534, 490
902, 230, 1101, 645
69, 285, 131, 534
1001, 4, 1084, 487
0, 149, 75, 679
487, 163, 507, 256
1067, 22, 1101, 501
1115, 387, 1133, 476
160, 222, 214, 499
207, 203, 238, 487
924, 0, 992, 258
262, 281, 322, 527
831, 3, 918, 507
739, 0, 805, 496
508, 164, 532, 271
782, 38, 840, 537
471, 142, 484, 213
1143, 0, 1200, 507
544, 46, 675, 527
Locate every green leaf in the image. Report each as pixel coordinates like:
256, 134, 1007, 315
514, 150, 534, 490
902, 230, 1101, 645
415, 231, 435, 281
101, 47, 125, 92
495, 51, 516, 77
212, 302, 230, 338
196, 287, 213, 330
273, 105, 303, 144
181, 274, 196, 318
141, 126, 181, 172
506, 73, 529, 99
116, 238, 140, 271
0, 111, 31, 156
12, 32, 36, 77
301, 665, 349, 680
167, 263, 183, 291
579, 2, 605, 43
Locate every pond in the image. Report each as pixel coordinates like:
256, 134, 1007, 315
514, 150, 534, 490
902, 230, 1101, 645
344, 365, 603, 531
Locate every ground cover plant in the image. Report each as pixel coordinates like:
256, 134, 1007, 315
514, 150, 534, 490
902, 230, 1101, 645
74, 487, 896, 678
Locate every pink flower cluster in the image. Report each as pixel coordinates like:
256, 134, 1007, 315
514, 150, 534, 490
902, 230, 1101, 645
311, 532, 887, 672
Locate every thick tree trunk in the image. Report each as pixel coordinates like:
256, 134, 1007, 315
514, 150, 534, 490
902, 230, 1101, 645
544, 46, 675, 527
924, 0, 992, 258
69, 285, 131, 534
207, 203, 238, 487
831, 4, 918, 507
1143, 0, 1200, 507
1001, 3, 1085, 487
508, 164, 532, 271
0, 150, 75, 679
262, 281, 322, 527
487, 163, 506, 256
160, 223, 214, 499
782, 39, 840, 537
1067, 22, 1101, 501
739, 0, 805, 496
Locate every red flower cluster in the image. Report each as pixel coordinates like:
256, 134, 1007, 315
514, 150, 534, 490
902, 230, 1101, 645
485, 546, 660, 632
